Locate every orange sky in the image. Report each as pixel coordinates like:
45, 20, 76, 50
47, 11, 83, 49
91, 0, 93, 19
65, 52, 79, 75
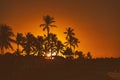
0, 0, 120, 58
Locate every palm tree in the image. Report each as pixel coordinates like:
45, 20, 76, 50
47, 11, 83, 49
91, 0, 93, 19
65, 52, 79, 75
0, 24, 15, 54
63, 47, 73, 59
40, 15, 56, 50
34, 36, 44, 56
56, 40, 64, 56
49, 33, 58, 57
71, 36, 80, 50
49, 33, 57, 46
64, 27, 80, 58
22, 33, 35, 55
16, 33, 23, 55
64, 27, 75, 50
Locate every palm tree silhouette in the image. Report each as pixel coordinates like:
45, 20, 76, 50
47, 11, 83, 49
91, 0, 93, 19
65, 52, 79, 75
64, 27, 80, 58
63, 47, 73, 58
34, 36, 44, 56
64, 27, 75, 50
48, 33, 58, 58
0, 24, 15, 54
40, 15, 56, 51
22, 33, 35, 55
56, 40, 64, 56
71, 36, 80, 50
71, 37, 80, 57
16, 33, 23, 55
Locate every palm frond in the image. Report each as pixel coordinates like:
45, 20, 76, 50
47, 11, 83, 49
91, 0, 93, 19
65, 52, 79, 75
40, 24, 45, 27
43, 27, 46, 31
50, 25, 57, 27
8, 42, 14, 50
64, 32, 67, 34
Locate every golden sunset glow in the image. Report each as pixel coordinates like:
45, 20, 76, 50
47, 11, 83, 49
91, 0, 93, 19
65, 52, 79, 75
1, 0, 120, 58
1, 1, 120, 80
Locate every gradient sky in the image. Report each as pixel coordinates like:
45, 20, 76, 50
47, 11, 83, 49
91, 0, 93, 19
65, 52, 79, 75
0, 0, 120, 57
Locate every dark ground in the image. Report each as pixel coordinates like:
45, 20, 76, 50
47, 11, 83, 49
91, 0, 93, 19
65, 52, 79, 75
0, 56, 120, 80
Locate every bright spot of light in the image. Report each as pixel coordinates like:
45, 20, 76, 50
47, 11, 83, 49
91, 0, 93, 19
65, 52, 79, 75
46, 52, 57, 57
52, 52, 56, 56
45, 51, 57, 59
46, 53, 51, 57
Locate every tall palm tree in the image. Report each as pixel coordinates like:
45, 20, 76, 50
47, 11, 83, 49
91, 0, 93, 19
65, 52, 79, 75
0, 24, 15, 54
71, 37, 80, 50
64, 27, 75, 50
64, 27, 80, 58
40, 15, 56, 50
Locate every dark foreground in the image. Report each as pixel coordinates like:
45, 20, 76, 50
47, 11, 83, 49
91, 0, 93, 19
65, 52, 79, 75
0, 56, 120, 80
